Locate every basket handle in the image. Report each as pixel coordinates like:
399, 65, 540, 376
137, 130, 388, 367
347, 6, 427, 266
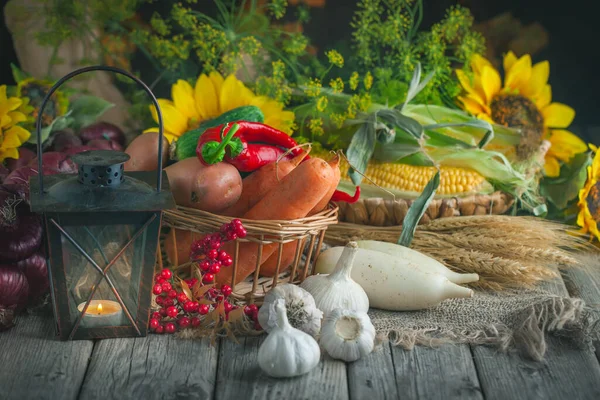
35, 65, 165, 194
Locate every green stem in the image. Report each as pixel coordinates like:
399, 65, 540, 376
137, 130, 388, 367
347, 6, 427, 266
204, 123, 240, 164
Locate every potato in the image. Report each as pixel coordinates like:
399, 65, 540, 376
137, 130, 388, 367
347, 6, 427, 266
164, 158, 242, 213
124, 132, 169, 171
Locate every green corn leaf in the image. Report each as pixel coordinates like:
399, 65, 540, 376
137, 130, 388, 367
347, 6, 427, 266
424, 118, 494, 148
402, 62, 435, 110
346, 116, 377, 185
372, 141, 422, 162
376, 108, 423, 140
398, 170, 440, 247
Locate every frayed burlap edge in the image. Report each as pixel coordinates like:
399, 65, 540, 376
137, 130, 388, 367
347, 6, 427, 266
375, 296, 600, 362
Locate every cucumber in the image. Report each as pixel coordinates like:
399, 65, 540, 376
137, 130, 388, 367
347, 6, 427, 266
171, 105, 265, 161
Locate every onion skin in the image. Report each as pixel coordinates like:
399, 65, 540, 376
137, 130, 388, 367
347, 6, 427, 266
28, 152, 77, 174
0, 265, 29, 310
50, 130, 83, 152
0, 188, 43, 262
0, 164, 9, 183
79, 122, 126, 146
62, 145, 102, 156
5, 148, 36, 172
86, 139, 124, 151
16, 252, 48, 300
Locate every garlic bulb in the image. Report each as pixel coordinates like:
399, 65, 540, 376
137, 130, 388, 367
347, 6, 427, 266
258, 283, 323, 337
300, 241, 369, 316
320, 308, 375, 362
257, 300, 321, 378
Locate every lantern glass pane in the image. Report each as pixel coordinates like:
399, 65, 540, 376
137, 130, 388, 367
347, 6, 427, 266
61, 222, 150, 329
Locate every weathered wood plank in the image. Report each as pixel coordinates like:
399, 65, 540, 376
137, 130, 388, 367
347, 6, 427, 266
560, 254, 600, 361
473, 336, 600, 400
214, 336, 348, 400
473, 275, 600, 400
347, 342, 399, 400
78, 335, 218, 399
0, 314, 93, 400
391, 344, 483, 400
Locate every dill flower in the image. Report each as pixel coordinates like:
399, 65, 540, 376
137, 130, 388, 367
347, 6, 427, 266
305, 78, 322, 98
364, 71, 373, 90
240, 36, 262, 56
308, 118, 324, 136
349, 72, 360, 91
326, 50, 344, 68
316, 96, 328, 112
329, 77, 344, 93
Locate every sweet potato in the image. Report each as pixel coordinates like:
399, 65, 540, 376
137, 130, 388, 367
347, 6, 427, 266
221, 150, 308, 217
124, 132, 169, 171
163, 228, 204, 267
216, 157, 335, 286
165, 158, 242, 213
260, 155, 341, 276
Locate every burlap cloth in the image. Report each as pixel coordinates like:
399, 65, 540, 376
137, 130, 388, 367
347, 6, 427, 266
368, 253, 600, 361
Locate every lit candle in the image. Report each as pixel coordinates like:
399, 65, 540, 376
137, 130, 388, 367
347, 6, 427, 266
77, 300, 123, 328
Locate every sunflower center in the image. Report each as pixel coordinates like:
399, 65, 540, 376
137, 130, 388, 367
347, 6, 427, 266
587, 181, 600, 221
20, 82, 58, 127
490, 94, 545, 159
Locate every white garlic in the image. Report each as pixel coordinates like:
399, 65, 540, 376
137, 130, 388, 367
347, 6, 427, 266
320, 308, 375, 362
301, 241, 369, 316
258, 283, 323, 337
257, 300, 321, 378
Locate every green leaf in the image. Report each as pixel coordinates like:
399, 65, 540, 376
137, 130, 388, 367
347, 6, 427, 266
402, 62, 435, 109
68, 95, 115, 131
11, 64, 30, 83
347, 119, 377, 186
398, 170, 440, 247
27, 111, 73, 144
540, 152, 592, 210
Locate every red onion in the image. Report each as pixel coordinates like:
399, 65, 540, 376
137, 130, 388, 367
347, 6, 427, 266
5, 148, 36, 172
28, 152, 77, 174
79, 122, 126, 146
0, 164, 8, 183
50, 130, 83, 152
16, 252, 48, 300
0, 265, 29, 310
62, 145, 101, 156
0, 188, 43, 262
86, 139, 124, 151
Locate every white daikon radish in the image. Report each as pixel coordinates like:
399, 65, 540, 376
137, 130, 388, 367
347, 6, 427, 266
355, 240, 479, 284
315, 247, 474, 311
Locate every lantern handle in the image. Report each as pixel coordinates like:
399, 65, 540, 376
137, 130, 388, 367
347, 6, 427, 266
35, 65, 165, 194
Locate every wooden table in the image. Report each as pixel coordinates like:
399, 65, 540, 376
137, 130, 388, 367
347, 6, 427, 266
2, 264, 600, 400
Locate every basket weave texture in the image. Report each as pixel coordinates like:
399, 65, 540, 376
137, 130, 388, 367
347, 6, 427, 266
160, 205, 338, 304
337, 191, 514, 226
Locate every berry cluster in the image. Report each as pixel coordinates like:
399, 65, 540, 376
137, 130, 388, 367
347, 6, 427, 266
149, 219, 261, 334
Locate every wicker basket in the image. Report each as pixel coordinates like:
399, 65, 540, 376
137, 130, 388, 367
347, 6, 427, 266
159, 205, 339, 304
336, 191, 514, 226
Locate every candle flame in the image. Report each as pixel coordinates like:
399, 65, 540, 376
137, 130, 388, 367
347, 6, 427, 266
97, 303, 103, 313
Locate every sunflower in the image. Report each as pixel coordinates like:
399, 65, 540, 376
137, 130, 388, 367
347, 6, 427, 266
576, 144, 600, 241
16, 77, 69, 128
456, 52, 587, 177
145, 71, 295, 143
0, 85, 32, 162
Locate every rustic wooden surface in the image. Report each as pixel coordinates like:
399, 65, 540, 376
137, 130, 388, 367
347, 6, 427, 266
1, 260, 600, 400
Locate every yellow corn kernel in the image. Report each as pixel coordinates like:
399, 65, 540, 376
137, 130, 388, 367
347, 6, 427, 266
337, 159, 488, 195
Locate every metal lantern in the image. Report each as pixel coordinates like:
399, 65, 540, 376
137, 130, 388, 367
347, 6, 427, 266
29, 66, 175, 340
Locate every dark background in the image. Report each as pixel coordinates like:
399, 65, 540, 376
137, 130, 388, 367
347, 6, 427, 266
1, 0, 597, 142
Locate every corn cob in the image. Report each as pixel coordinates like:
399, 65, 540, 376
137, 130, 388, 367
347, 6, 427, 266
311, 149, 491, 196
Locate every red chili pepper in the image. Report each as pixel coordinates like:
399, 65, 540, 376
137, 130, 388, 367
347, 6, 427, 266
332, 186, 361, 203
225, 143, 293, 172
197, 122, 303, 169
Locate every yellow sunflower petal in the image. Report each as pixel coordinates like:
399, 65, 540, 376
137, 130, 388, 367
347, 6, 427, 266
208, 71, 224, 93
544, 155, 561, 177
151, 100, 188, 138
456, 69, 486, 106
172, 80, 199, 120
458, 96, 487, 116
0, 85, 6, 103
503, 51, 518, 73
535, 85, 552, 110
1, 126, 29, 147
0, 147, 19, 162
590, 144, 598, 152
0, 114, 11, 128
194, 73, 220, 120
219, 75, 254, 112
7, 111, 27, 126
504, 54, 532, 93
480, 66, 502, 103
547, 129, 588, 161
143, 127, 159, 134
471, 54, 493, 75
522, 61, 549, 98
542, 103, 575, 128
